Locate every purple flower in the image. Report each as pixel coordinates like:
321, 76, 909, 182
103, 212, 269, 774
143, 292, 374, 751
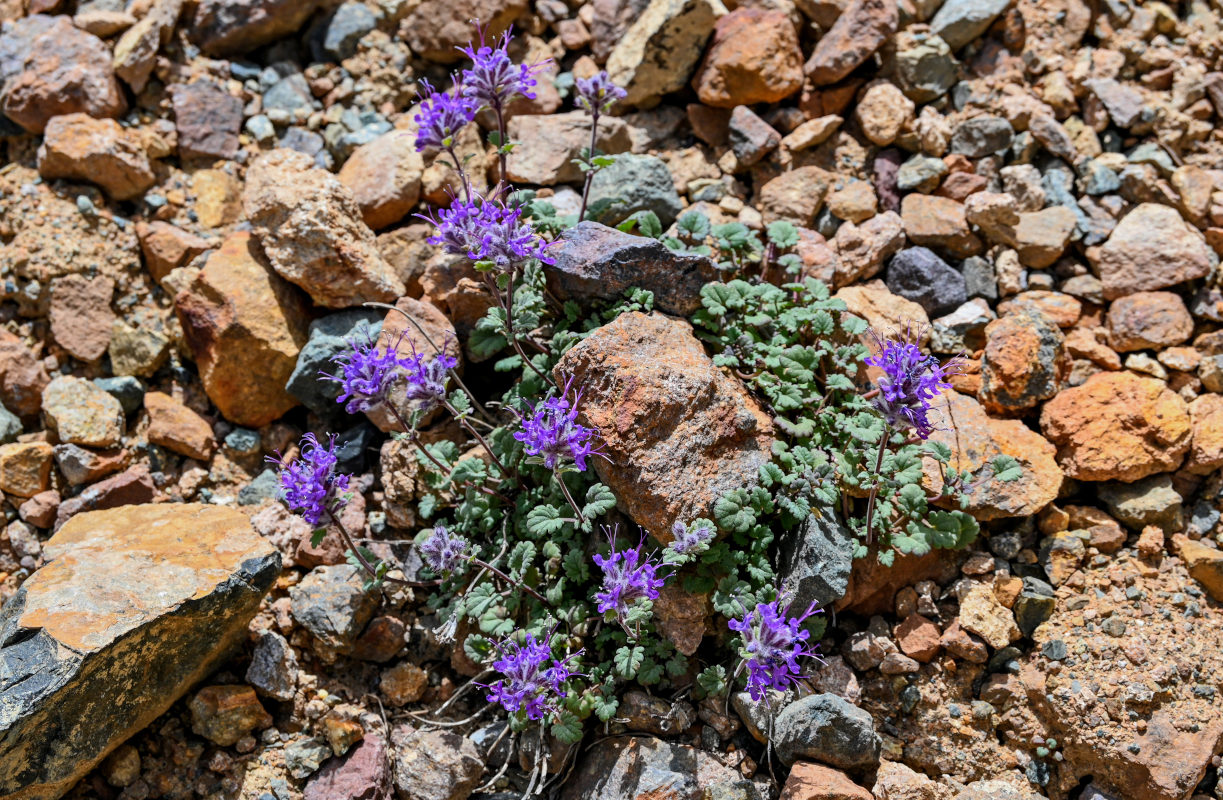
575, 70, 626, 115
592, 530, 668, 623
484, 633, 582, 720
413, 77, 477, 152
513, 378, 601, 471
863, 326, 963, 440
323, 333, 408, 414
400, 343, 457, 413
459, 28, 549, 111
270, 433, 351, 527
669, 521, 714, 556
419, 525, 470, 574
423, 196, 553, 272
727, 599, 823, 702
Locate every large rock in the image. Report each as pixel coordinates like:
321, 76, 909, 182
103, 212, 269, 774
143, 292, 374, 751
1091, 203, 1213, 301
48, 274, 116, 363
37, 114, 155, 202
0, 331, 50, 418
773, 693, 881, 768
545, 222, 718, 316
112, 0, 183, 94
42, 376, 125, 448
0, 504, 279, 800
190, 0, 325, 55
775, 510, 855, 610
1105, 291, 1193, 353
337, 129, 425, 231
1040, 371, 1191, 482
606, 0, 723, 109
399, 0, 527, 62
505, 111, 633, 186
175, 231, 311, 427
804, 0, 897, 86
692, 8, 804, 107
587, 154, 684, 229
244, 149, 405, 308
884, 247, 966, 318
979, 304, 1067, 414
553, 312, 773, 540
0, 15, 126, 133
930, 0, 1012, 50
561, 736, 752, 800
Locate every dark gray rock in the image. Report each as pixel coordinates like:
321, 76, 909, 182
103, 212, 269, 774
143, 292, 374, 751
772, 693, 881, 768
961, 256, 998, 302
587, 154, 684, 230
560, 736, 759, 800
885, 247, 968, 317
546, 222, 718, 316
896, 154, 947, 193
246, 629, 298, 701
950, 116, 1014, 158
318, 2, 377, 61
1014, 591, 1055, 637
775, 510, 854, 611
1078, 159, 1120, 196
224, 427, 262, 457
285, 309, 383, 417
1187, 501, 1220, 537
94, 376, 144, 414
289, 565, 379, 653
53, 443, 127, 486
1097, 474, 1184, 531
727, 105, 780, 167
930, 0, 1012, 50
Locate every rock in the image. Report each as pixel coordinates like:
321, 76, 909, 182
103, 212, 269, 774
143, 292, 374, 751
804, 0, 897, 86
545, 222, 718, 316
0, 442, 53, 498
605, 0, 722, 109
964, 192, 1018, 246
144, 391, 216, 461
873, 760, 949, 800
780, 115, 843, 153
244, 149, 405, 308
895, 613, 942, 662
1014, 207, 1076, 269
923, 391, 1061, 520
190, 0, 325, 55
895, 33, 957, 102
834, 281, 929, 340
856, 81, 914, 147
53, 444, 129, 487
305, 733, 392, 800
930, 299, 993, 354
18, 491, 58, 529
136, 221, 210, 286
399, 0, 525, 62
692, 8, 803, 107
776, 510, 855, 610
42, 376, 125, 448
109, 316, 170, 378
286, 309, 384, 418
390, 725, 483, 800
37, 114, 154, 201
1187, 394, 1223, 475
246, 629, 298, 702
1014, 588, 1055, 637
112, 0, 182, 94
0, 332, 49, 419
1091, 203, 1213, 300
758, 166, 833, 226
653, 581, 711, 656
381, 662, 428, 706
318, 1, 377, 60
1097, 475, 1183, 531
337, 129, 424, 231
1083, 78, 1145, 129
617, 689, 697, 737
290, 565, 379, 653
0, 405, 20, 445
950, 117, 1014, 158
773, 693, 881, 768
728, 105, 781, 167
958, 582, 1020, 648
885, 247, 966, 317
896, 155, 948, 194
561, 736, 749, 800
1106, 292, 1193, 353
998, 291, 1080, 329
170, 80, 243, 161
952, 783, 1046, 800
834, 213, 906, 286
48, 274, 115, 363
175, 231, 311, 427
0, 504, 278, 799
1040, 371, 1191, 482
189, 685, 272, 746
780, 762, 872, 800
901, 194, 981, 258
587, 154, 684, 229
505, 111, 633, 185
979, 304, 1066, 414
826, 180, 878, 224
0, 15, 125, 133
930, 0, 1012, 50
553, 312, 773, 540
1174, 536, 1223, 602
55, 465, 156, 528
192, 168, 244, 228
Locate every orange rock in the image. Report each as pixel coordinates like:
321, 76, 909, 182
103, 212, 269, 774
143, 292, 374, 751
1040, 371, 1191, 482
979, 304, 1067, 414
1173, 535, 1223, 601
0, 330, 51, 418
780, 762, 873, 800
37, 113, 155, 201
837, 543, 958, 615
136, 221, 211, 286
188, 685, 272, 746
1106, 291, 1194, 353
692, 8, 804, 107
144, 391, 216, 461
998, 291, 1081, 328
901, 194, 982, 259
0, 441, 53, 498
337, 129, 424, 231
834, 281, 929, 342
895, 613, 942, 662
1187, 393, 1223, 475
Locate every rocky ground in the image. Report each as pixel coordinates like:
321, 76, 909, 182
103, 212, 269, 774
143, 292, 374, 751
2, 0, 1223, 799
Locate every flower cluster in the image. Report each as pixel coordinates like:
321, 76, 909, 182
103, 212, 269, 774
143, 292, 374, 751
728, 599, 823, 702
413, 78, 477, 152
400, 345, 457, 413
271, 433, 350, 527
424, 197, 553, 272
514, 378, 601, 472
592, 531, 668, 624
864, 327, 963, 440
669, 521, 714, 556
484, 633, 582, 720
419, 525, 470, 574
459, 28, 547, 110
324, 334, 407, 414
575, 70, 627, 116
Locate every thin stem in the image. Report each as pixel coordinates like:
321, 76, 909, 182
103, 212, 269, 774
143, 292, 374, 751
442, 399, 513, 480
501, 269, 552, 385
862, 432, 889, 546
494, 102, 508, 193
471, 556, 550, 605
578, 110, 599, 221
387, 404, 452, 475
445, 145, 472, 203
324, 508, 417, 588
555, 471, 584, 521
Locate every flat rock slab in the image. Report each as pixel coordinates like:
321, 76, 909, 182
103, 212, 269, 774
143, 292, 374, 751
0, 503, 280, 800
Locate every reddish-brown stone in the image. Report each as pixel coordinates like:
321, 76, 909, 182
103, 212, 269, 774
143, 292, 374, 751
692, 8, 804, 108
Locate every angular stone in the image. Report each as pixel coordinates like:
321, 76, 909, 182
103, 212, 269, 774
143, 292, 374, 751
505, 111, 633, 185
136, 221, 210, 286
246, 629, 298, 702
290, 565, 379, 653
554, 312, 773, 540
337, 129, 424, 231
42, 376, 125, 448
175, 231, 310, 427
728, 105, 781, 167
834, 281, 929, 340
390, 725, 483, 800
930, 0, 1011, 49
1091, 203, 1212, 300
546, 222, 718, 316
776, 510, 854, 610
834, 212, 906, 286
561, 736, 747, 800
53, 444, 129, 487
54, 466, 156, 529
37, 114, 154, 202
1174, 536, 1223, 602
112, 0, 182, 94
1097, 475, 1183, 531
1187, 393, 1223, 475
1014, 206, 1076, 269
693, 8, 804, 107
189, 684, 271, 746
286, 310, 383, 418
170, 80, 243, 161
588, 153, 685, 229
305, 733, 393, 800
0, 504, 278, 800
398, 0, 525, 62
606, 0, 722, 109
190, 0, 325, 55
1106, 291, 1193, 353
48, 274, 116, 363
805, 0, 896, 86
780, 762, 872, 800
884, 247, 966, 317
901, 194, 981, 258
895, 613, 942, 662
979, 304, 1066, 414
773, 694, 881, 768
144, 391, 216, 461
0, 442, 53, 498
856, 81, 914, 147
758, 166, 833, 226
1083, 78, 1145, 129
244, 148, 405, 308
0, 332, 50, 419
950, 116, 1014, 158
958, 582, 1020, 649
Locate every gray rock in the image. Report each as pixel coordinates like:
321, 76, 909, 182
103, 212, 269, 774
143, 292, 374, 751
289, 565, 380, 653
930, 0, 1013, 50
950, 116, 1014, 158
962, 256, 999, 302
225, 427, 262, 456
896, 154, 948, 193
246, 114, 276, 143
239, 468, 281, 505
1084, 78, 1145, 129
93, 376, 144, 414
1078, 784, 1121, 800
52, 443, 127, 486
895, 34, 957, 102
318, 2, 376, 60
390, 725, 483, 800
560, 735, 756, 800
728, 105, 781, 167
285, 736, 334, 780
953, 780, 1049, 800
1187, 501, 1220, 537
246, 629, 298, 701
587, 154, 684, 230
279, 127, 333, 170
1014, 591, 1055, 637
1097, 474, 1184, 531
1078, 159, 1120, 196
930, 299, 994, 354
545, 222, 719, 316
772, 693, 881, 768
731, 689, 799, 742
286, 310, 384, 417
263, 72, 313, 120
885, 247, 968, 317
775, 510, 854, 611
0, 403, 21, 444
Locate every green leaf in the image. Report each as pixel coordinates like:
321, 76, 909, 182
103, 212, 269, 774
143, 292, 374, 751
311, 527, 328, 548
990, 455, 1024, 482
614, 645, 644, 679
926, 509, 980, 549
592, 693, 619, 722
766, 220, 800, 249
714, 490, 756, 534
583, 483, 617, 518
677, 210, 711, 240
551, 710, 584, 744
697, 665, 728, 697
637, 657, 664, 685
526, 504, 568, 537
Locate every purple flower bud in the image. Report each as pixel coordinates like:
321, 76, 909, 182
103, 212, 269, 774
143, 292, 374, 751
270, 433, 351, 527
483, 632, 582, 721
574, 70, 626, 115
419, 525, 469, 574
513, 377, 601, 472
592, 529, 668, 623
401, 344, 457, 413
422, 195, 553, 272
458, 28, 549, 110
413, 77, 478, 152
323, 333, 409, 415
863, 326, 964, 440
669, 521, 714, 556
727, 599, 823, 702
